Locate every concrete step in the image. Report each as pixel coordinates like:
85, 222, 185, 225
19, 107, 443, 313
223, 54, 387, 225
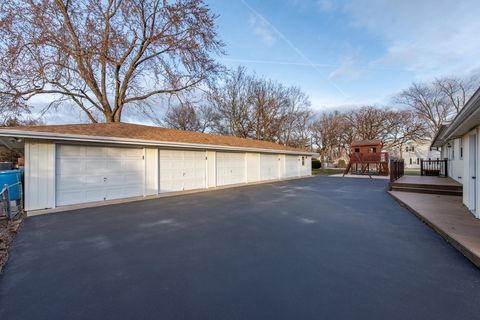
390, 185, 462, 196
391, 182, 462, 192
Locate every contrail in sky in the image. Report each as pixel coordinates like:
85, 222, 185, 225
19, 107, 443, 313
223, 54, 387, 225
239, 0, 348, 98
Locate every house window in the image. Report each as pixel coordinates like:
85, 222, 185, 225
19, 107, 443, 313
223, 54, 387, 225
302, 156, 305, 166
406, 147, 409, 152
355, 148, 360, 153
411, 146, 414, 152
417, 158, 420, 165
371, 147, 377, 153
409, 158, 412, 165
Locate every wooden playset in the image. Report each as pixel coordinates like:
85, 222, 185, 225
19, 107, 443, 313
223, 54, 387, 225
343, 140, 389, 176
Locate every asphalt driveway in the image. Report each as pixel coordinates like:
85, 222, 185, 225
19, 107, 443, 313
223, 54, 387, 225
1, 177, 480, 319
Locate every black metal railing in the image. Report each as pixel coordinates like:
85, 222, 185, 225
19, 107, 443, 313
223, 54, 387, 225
390, 159, 404, 182
420, 159, 448, 177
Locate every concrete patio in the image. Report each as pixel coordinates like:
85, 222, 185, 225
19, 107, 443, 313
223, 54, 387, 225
390, 191, 480, 268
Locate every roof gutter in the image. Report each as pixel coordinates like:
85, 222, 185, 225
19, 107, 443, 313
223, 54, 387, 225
430, 124, 448, 148
0, 129, 318, 156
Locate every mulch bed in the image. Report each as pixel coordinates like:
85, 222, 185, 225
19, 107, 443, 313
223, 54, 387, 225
0, 212, 25, 273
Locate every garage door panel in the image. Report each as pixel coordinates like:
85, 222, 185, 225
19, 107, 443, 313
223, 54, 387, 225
58, 145, 83, 157
159, 150, 206, 193
57, 159, 84, 175
285, 156, 299, 178
123, 159, 143, 172
104, 188, 125, 200
85, 159, 108, 171
260, 154, 279, 181
216, 152, 245, 186
106, 160, 123, 172
56, 145, 145, 206
85, 175, 105, 185
85, 146, 107, 158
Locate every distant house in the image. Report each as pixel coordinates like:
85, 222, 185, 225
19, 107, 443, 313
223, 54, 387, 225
388, 141, 440, 169
431, 86, 480, 218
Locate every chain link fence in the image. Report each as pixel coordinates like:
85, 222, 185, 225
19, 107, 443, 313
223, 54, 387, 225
0, 182, 23, 220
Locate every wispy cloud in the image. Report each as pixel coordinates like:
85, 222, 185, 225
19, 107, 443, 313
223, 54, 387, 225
220, 57, 337, 68
240, 0, 348, 97
249, 14, 276, 47
329, 56, 363, 81
344, 0, 480, 79
317, 0, 337, 12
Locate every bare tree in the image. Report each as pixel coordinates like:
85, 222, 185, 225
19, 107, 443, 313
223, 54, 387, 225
394, 76, 478, 135
382, 109, 429, 156
434, 76, 478, 113
344, 106, 387, 143
311, 106, 428, 163
207, 67, 313, 147
162, 100, 216, 133
0, 0, 224, 122
280, 88, 313, 148
208, 67, 255, 138
311, 111, 350, 163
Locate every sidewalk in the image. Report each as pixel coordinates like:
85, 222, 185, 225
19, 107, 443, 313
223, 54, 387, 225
389, 191, 480, 268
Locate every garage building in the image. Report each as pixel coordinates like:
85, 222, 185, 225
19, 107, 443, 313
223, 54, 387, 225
0, 123, 314, 214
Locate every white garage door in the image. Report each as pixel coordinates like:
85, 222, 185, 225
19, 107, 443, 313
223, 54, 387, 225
159, 150, 206, 193
216, 152, 246, 186
260, 154, 279, 181
56, 145, 144, 206
285, 155, 299, 178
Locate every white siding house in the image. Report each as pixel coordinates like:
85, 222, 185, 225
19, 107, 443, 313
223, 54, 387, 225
431, 87, 480, 218
388, 141, 441, 169
0, 123, 315, 215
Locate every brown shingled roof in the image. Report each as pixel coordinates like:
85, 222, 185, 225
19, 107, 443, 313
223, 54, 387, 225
1, 122, 309, 153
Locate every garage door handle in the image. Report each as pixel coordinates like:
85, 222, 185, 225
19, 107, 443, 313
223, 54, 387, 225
473, 176, 476, 179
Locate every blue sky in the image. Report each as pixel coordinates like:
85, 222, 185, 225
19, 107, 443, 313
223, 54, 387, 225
207, 0, 480, 110
31, 0, 480, 123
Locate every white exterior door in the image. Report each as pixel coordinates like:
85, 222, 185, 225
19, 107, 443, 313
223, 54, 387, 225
299, 156, 309, 176
216, 152, 246, 186
159, 150, 206, 193
285, 155, 299, 178
469, 134, 477, 214
260, 154, 279, 181
56, 145, 144, 206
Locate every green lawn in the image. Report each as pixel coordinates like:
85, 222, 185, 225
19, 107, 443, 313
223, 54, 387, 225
312, 168, 345, 176
404, 169, 420, 176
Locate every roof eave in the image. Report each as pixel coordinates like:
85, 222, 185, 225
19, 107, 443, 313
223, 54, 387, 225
0, 129, 317, 156
430, 124, 448, 148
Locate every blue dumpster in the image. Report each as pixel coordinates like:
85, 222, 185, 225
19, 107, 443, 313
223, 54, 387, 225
0, 169, 23, 201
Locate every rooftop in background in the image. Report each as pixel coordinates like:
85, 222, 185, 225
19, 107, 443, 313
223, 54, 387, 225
0, 123, 313, 154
